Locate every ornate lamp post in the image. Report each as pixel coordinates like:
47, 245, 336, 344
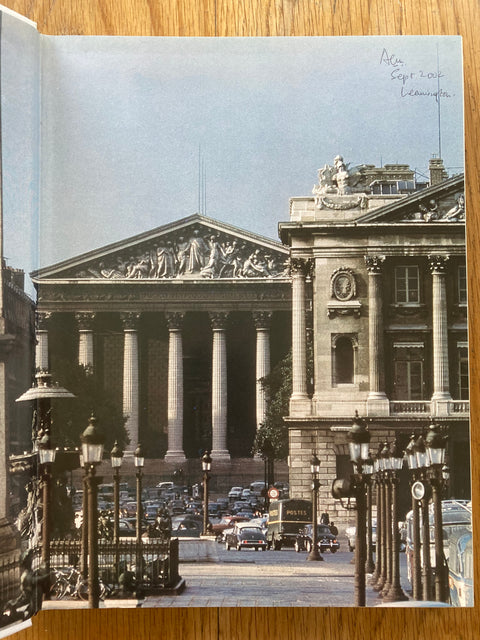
134, 443, 145, 588
383, 438, 408, 602
80, 414, 105, 609
79, 452, 89, 580
111, 441, 124, 580
202, 451, 212, 536
307, 452, 323, 562
405, 433, 422, 600
111, 441, 124, 545
370, 445, 384, 589
16, 371, 74, 600
37, 429, 57, 597
363, 454, 375, 574
425, 422, 448, 602
347, 412, 371, 607
414, 434, 432, 601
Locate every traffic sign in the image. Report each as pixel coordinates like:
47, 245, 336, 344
268, 487, 280, 499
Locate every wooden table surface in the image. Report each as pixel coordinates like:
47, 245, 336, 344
2, 1, 479, 638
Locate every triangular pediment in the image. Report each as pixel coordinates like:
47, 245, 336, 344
354, 174, 465, 226
31, 214, 290, 282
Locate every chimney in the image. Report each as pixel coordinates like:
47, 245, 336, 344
429, 157, 448, 186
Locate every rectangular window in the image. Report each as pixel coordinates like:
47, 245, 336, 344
394, 360, 424, 400
458, 265, 467, 304
395, 266, 419, 303
459, 351, 469, 399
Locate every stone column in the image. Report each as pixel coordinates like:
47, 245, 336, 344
365, 256, 389, 416
121, 312, 141, 450
35, 312, 51, 371
289, 258, 312, 416
75, 312, 96, 372
164, 312, 186, 462
429, 255, 452, 414
253, 311, 272, 430
209, 312, 230, 460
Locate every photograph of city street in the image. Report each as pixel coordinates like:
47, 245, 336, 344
0, 5, 471, 634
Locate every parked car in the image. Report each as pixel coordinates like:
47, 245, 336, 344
212, 515, 251, 540
225, 523, 267, 551
346, 520, 377, 552
118, 518, 136, 537
170, 516, 203, 538
294, 524, 339, 553
249, 481, 266, 497
228, 486, 243, 500
168, 499, 185, 515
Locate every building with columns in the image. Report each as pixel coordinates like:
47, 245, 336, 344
279, 157, 469, 522
32, 215, 291, 462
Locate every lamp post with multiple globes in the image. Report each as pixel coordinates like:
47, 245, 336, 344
80, 414, 105, 609
347, 412, 371, 607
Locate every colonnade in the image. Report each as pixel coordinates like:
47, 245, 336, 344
289, 254, 452, 415
35, 309, 273, 459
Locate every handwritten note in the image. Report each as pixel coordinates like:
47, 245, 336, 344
379, 48, 454, 101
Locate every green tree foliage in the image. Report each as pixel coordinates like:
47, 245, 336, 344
252, 351, 293, 461
253, 343, 314, 461
48, 359, 129, 452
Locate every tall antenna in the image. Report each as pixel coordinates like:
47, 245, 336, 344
437, 44, 442, 159
198, 145, 207, 215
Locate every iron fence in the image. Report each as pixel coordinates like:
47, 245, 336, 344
0, 552, 21, 609
48, 537, 179, 598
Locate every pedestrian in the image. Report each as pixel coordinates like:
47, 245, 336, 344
329, 521, 338, 536
320, 511, 330, 525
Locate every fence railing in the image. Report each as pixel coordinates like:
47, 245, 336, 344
390, 401, 431, 414
48, 537, 180, 597
0, 552, 21, 609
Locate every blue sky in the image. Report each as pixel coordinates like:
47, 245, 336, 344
1, 12, 464, 297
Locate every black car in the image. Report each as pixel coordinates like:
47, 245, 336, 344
225, 523, 267, 551
294, 524, 339, 553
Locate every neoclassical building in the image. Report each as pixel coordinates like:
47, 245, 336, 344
279, 157, 469, 521
32, 215, 291, 461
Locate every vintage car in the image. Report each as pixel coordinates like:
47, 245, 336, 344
225, 523, 267, 551
294, 524, 339, 553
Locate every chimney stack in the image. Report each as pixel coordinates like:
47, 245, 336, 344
429, 157, 448, 186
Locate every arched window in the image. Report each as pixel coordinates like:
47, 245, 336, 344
332, 335, 355, 385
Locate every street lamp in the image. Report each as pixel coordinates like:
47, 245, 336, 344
414, 434, 432, 601
80, 414, 105, 609
134, 443, 145, 589
405, 433, 422, 600
111, 441, 124, 580
347, 412, 371, 607
307, 452, 323, 562
202, 451, 212, 536
37, 429, 57, 597
370, 444, 384, 590
425, 422, 448, 602
383, 439, 408, 602
363, 453, 375, 574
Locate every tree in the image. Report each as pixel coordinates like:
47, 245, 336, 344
252, 351, 292, 461
253, 343, 314, 461
48, 359, 129, 451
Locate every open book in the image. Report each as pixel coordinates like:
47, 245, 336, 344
0, 4, 471, 637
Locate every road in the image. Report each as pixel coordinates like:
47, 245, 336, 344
146, 544, 412, 608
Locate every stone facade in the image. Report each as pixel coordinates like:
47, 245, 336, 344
280, 157, 469, 523
32, 215, 291, 461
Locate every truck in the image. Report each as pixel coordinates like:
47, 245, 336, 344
267, 499, 312, 550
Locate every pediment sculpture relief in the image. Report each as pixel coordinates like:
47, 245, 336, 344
400, 193, 465, 222
74, 227, 289, 280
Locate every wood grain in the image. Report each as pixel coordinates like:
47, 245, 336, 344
2, 0, 479, 638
